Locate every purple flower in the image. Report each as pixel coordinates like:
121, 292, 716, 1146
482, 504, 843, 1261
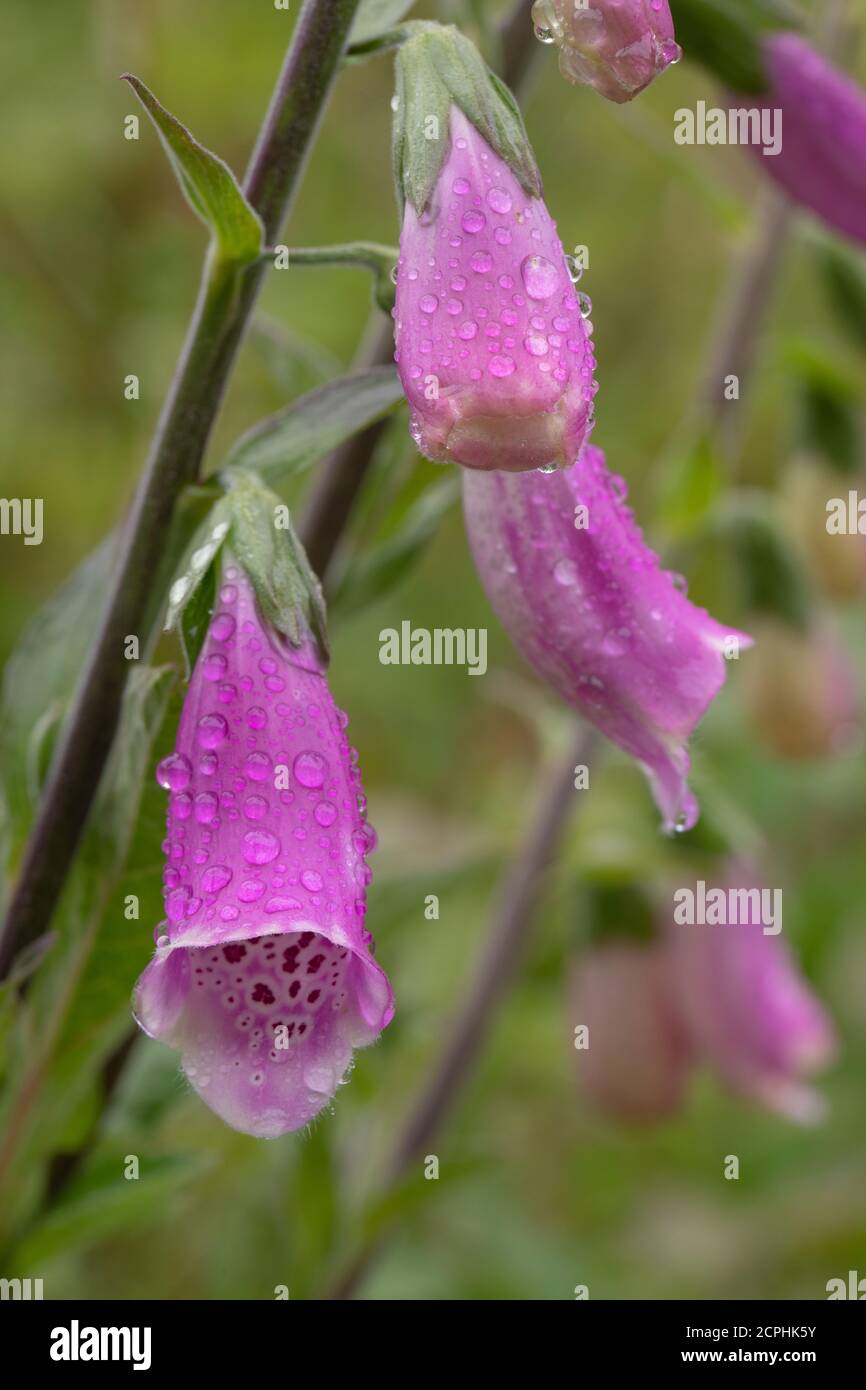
532, 0, 681, 102
463, 444, 751, 831
571, 941, 692, 1123
666, 867, 837, 1123
394, 107, 597, 472
744, 33, 866, 248
134, 563, 393, 1138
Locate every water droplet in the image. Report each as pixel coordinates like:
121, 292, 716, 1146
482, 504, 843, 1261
202, 864, 232, 894
315, 800, 337, 827
157, 753, 192, 792
238, 878, 265, 902
489, 355, 516, 378
244, 751, 271, 782
243, 794, 269, 821
203, 653, 227, 681
565, 254, 583, 284
486, 187, 512, 214
419, 293, 439, 314
461, 209, 486, 235
194, 792, 218, 824
197, 713, 228, 749
521, 254, 559, 299
534, 25, 554, 44
553, 558, 578, 586
524, 333, 549, 357
301, 870, 324, 893
211, 612, 236, 642
578, 291, 593, 319
458, 320, 478, 340
293, 750, 328, 788
452, 177, 470, 195
470, 251, 493, 274
242, 830, 281, 865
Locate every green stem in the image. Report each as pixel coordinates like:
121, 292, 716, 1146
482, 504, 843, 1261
279, 242, 398, 311
0, 0, 363, 981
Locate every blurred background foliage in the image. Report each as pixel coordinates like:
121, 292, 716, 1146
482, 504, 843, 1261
1, 0, 865, 1299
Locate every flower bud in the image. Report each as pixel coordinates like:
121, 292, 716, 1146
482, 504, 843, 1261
135, 563, 393, 1138
392, 27, 596, 471
666, 865, 837, 1123
463, 445, 751, 831
571, 939, 691, 1123
784, 456, 866, 601
740, 615, 861, 761
532, 0, 681, 103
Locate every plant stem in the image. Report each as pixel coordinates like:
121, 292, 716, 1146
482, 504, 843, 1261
0, 0, 363, 980
323, 729, 594, 1301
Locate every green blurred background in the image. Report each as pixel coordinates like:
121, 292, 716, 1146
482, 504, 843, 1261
1, 0, 865, 1299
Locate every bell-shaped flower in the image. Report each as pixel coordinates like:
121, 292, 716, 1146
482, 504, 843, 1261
571, 939, 692, 1123
740, 615, 861, 761
392, 27, 597, 471
666, 866, 837, 1122
744, 33, 866, 248
531, 0, 681, 103
463, 444, 751, 831
134, 562, 393, 1138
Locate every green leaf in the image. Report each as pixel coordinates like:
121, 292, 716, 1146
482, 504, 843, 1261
0, 668, 175, 1227
221, 366, 405, 486
350, 0, 416, 47
122, 73, 263, 265
819, 247, 866, 355
12, 1152, 211, 1269
670, 0, 796, 93
332, 476, 458, 616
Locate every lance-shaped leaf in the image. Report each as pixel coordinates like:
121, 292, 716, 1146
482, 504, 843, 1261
221, 366, 404, 486
122, 73, 263, 265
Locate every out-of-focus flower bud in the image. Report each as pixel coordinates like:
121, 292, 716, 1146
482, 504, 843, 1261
532, 0, 681, 103
740, 615, 861, 761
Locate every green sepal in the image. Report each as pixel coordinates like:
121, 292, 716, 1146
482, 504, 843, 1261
392, 23, 542, 216
163, 495, 233, 676
225, 472, 329, 668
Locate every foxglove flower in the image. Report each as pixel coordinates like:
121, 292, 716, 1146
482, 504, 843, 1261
744, 33, 866, 248
666, 867, 837, 1122
532, 0, 681, 102
134, 563, 393, 1138
740, 616, 861, 761
571, 941, 691, 1123
463, 445, 751, 830
392, 28, 597, 471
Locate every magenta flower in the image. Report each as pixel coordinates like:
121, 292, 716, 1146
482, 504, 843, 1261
571, 941, 692, 1123
666, 867, 837, 1123
463, 444, 751, 830
744, 33, 866, 248
134, 563, 393, 1138
394, 107, 597, 472
532, 0, 681, 102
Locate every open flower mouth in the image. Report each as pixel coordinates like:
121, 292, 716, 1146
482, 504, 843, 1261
137, 926, 392, 1138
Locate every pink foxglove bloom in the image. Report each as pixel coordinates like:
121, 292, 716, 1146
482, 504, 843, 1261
134, 564, 393, 1138
744, 34, 866, 248
394, 107, 597, 472
571, 941, 691, 1123
666, 869, 837, 1123
741, 617, 861, 761
531, 0, 681, 103
463, 445, 751, 830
